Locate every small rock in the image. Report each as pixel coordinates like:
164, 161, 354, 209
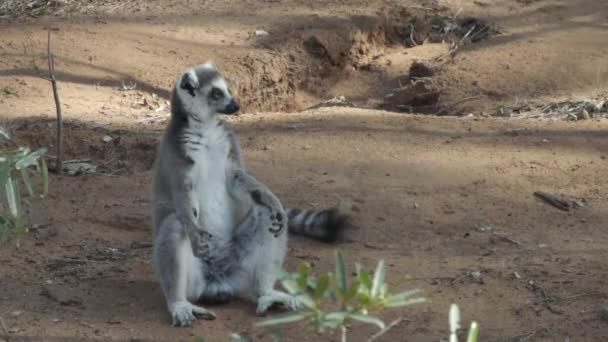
513, 272, 521, 279
474, 223, 492, 232
573, 199, 586, 208
255, 30, 269, 36
102, 135, 114, 143
467, 270, 484, 284
538, 243, 548, 248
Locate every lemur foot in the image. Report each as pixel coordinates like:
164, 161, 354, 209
256, 290, 301, 315
170, 301, 216, 327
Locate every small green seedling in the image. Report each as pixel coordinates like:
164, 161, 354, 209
257, 251, 425, 340
0, 126, 48, 246
449, 304, 479, 342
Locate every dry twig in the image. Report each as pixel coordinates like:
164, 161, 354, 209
47, 27, 64, 174
492, 233, 521, 246
367, 317, 410, 342
533, 191, 570, 211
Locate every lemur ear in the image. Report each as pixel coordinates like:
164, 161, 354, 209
180, 70, 199, 97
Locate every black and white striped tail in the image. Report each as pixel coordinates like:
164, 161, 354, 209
285, 208, 348, 242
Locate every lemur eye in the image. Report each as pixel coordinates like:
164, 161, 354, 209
210, 87, 224, 100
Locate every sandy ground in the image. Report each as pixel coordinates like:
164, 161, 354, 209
1, 0, 608, 341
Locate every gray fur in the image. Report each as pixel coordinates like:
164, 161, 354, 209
151, 62, 347, 327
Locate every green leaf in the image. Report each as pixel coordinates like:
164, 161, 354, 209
2, 87, 17, 96
281, 278, 300, 295
335, 250, 347, 294
314, 273, 330, 300
466, 321, 479, 342
343, 280, 360, 304
20, 168, 34, 197
0, 126, 10, 140
385, 297, 426, 308
385, 289, 421, 303
371, 260, 385, 297
0, 158, 9, 189
295, 293, 316, 309
229, 333, 248, 342
40, 158, 48, 198
11, 147, 29, 163
14, 148, 47, 170
322, 311, 348, 328
256, 312, 310, 327
5, 176, 19, 218
356, 264, 372, 290
297, 262, 310, 290
192, 337, 206, 342
348, 313, 385, 330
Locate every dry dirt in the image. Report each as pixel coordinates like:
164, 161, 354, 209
1, 0, 608, 341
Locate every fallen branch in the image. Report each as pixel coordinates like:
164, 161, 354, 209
533, 191, 570, 211
367, 317, 410, 342
492, 233, 521, 246
409, 24, 418, 47
437, 95, 485, 115
47, 26, 64, 174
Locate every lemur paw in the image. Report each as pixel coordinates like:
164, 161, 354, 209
170, 301, 216, 327
189, 229, 213, 258
256, 291, 301, 315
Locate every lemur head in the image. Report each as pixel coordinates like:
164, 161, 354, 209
174, 61, 240, 119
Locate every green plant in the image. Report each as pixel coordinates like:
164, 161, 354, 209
449, 304, 479, 342
257, 251, 426, 341
0, 126, 48, 246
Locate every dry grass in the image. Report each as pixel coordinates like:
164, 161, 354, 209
0, 0, 117, 18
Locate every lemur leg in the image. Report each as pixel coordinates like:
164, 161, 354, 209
250, 210, 300, 315
256, 288, 301, 315
231, 169, 287, 236
154, 214, 216, 326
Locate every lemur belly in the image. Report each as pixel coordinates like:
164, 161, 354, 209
194, 126, 234, 238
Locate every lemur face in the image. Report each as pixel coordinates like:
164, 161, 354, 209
177, 61, 240, 117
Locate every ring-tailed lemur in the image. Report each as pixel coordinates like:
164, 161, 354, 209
152, 62, 348, 327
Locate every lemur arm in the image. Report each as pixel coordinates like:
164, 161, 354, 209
230, 169, 287, 236
225, 127, 287, 236
171, 173, 212, 258
224, 124, 273, 203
